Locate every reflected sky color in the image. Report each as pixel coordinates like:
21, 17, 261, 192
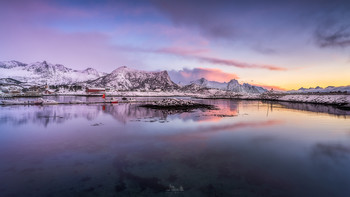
0, 99, 350, 196
1, 0, 350, 89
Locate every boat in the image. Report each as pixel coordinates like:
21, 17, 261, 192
109, 98, 118, 104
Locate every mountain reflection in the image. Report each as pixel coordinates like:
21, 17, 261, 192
0, 99, 349, 128
0, 105, 101, 127
0, 99, 240, 127
268, 101, 350, 117
312, 143, 350, 162
102, 104, 167, 123
157, 120, 283, 143
1, 99, 350, 197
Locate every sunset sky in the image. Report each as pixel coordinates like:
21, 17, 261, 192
1, 0, 350, 90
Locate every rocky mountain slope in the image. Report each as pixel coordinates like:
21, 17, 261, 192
288, 86, 350, 93
190, 78, 228, 89
0, 60, 270, 93
189, 78, 267, 93
0, 60, 105, 85
87, 66, 179, 91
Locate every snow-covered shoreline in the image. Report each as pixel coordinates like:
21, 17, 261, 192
1, 90, 350, 108
193, 92, 350, 107
48, 92, 350, 108
260, 94, 350, 105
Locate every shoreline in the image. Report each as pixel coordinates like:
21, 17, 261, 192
1, 93, 349, 109
196, 94, 350, 110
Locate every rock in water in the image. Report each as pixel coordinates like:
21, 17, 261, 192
139, 98, 217, 111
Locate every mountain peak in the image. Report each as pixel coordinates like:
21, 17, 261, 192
198, 77, 208, 83
187, 78, 266, 93
84, 67, 95, 71
190, 77, 207, 84
0, 60, 27, 68
111, 66, 139, 74
82, 67, 101, 76
228, 79, 239, 83
117, 66, 128, 70
89, 67, 179, 91
0, 60, 106, 85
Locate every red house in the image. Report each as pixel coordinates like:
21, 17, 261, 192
86, 87, 106, 93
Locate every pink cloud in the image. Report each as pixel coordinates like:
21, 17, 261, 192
181, 67, 238, 82
154, 46, 288, 71
196, 56, 288, 71
158, 120, 283, 143
199, 120, 283, 133
168, 67, 239, 83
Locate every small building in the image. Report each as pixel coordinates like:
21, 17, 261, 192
86, 87, 106, 93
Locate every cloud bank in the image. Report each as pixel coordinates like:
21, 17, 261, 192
168, 67, 239, 84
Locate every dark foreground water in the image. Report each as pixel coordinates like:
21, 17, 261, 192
0, 98, 350, 197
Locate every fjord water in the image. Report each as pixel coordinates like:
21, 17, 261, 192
0, 99, 349, 197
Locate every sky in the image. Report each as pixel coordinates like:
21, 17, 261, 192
1, 0, 350, 90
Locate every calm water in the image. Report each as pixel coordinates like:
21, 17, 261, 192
0, 98, 349, 197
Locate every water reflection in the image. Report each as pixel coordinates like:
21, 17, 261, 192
0, 99, 350, 197
266, 101, 350, 117
0, 105, 101, 127
312, 143, 350, 162
102, 103, 168, 124
1, 99, 349, 129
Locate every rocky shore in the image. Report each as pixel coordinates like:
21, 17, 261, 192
139, 98, 217, 111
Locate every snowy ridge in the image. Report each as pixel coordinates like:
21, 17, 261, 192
258, 94, 350, 106
190, 78, 228, 89
0, 78, 23, 85
88, 66, 179, 91
189, 78, 267, 93
289, 86, 350, 93
0, 61, 105, 85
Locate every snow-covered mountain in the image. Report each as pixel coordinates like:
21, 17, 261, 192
191, 78, 228, 89
0, 60, 270, 93
87, 66, 179, 91
189, 78, 267, 93
0, 78, 23, 85
0, 60, 105, 85
288, 86, 350, 93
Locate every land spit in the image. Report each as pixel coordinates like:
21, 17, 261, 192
139, 98, 217, 111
